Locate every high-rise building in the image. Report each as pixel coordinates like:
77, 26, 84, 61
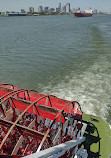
56, 8, 60, 13
44, 7, 49, 12
58, 3, 61, 11
38, 6, 43, 12
29, 7, 34, 13
56, 2, 61, 13
61, 6, 66, 13
66, 3, 70, 13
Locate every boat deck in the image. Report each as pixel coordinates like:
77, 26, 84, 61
82, 114, 111, 158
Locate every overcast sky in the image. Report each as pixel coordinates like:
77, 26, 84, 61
0, 0, 111, 12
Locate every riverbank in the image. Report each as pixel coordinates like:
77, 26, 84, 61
0, 12, 71, 17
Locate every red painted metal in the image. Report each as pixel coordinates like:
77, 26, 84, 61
0, 83, 83, 157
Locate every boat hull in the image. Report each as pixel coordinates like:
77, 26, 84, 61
7, 13, 27, 16
74, 12, 93, 17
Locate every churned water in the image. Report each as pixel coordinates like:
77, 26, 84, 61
0, 14, 111, 124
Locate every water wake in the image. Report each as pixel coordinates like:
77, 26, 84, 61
42, 55, 111, 124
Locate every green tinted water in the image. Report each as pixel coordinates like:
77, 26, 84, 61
0, 14, 111, 124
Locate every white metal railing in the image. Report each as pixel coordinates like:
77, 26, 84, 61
24, 137, 85, 158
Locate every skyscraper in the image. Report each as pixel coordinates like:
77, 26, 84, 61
61, 6, 66, 13
44, 7, 49, 13
56, 2, 61, 13
66, 3, 70, 13
38, 6, 43, 12
58, 3, 61, 11
29, 7, 34, 13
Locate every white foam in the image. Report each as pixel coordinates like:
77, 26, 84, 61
42, 55, 111, 124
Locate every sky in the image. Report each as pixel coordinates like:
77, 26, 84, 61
0, 0, 111, 12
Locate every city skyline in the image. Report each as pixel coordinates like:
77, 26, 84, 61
0, 0, 111, 12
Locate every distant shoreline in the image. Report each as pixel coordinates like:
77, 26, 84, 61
0, 12, 110, 17
0, 12, 72, 17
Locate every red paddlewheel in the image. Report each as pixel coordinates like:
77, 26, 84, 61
0, 83, 83, 157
